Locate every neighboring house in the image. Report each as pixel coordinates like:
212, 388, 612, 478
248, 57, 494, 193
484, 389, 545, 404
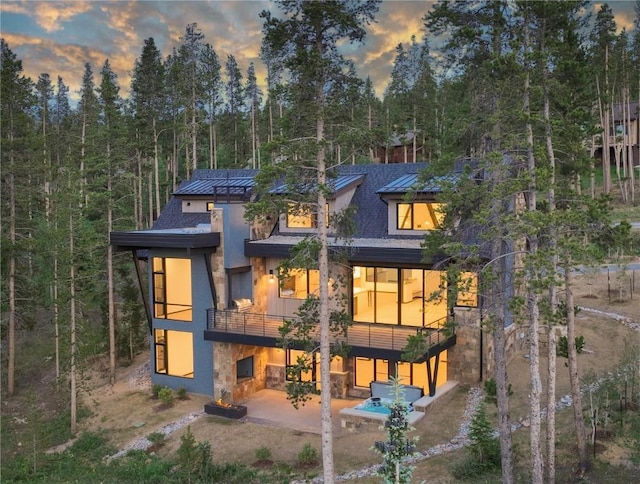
374, 131, 423, 164
592, 100, 640, 167
111, 163, 504, 403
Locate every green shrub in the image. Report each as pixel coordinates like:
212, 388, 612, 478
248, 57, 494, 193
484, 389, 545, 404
484, 378, 513, 405
146, 432, 164, 445
157, 387, 174, 407
151, 384, 163, 398
176, 387, 188, 400
255, 445, 272, 462
296, 443, 319, 467
177, 426, 213, 478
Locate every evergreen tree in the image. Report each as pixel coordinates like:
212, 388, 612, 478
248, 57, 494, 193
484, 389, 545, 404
256, 2, 381, 481
0, 39, 36, 398
201, 43, 222, 169
224, 54, 245, 166
245, 62, 262, 168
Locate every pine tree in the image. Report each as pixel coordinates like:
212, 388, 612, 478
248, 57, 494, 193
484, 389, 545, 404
256, 3, 381, 481
224, 54, 244, 166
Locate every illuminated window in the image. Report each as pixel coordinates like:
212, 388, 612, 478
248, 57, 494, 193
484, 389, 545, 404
207, 202, 214, 211
286, 350, 319, 386
397, 202, 445, 230
286, 203, 330, 228
153, 257, 192, 321
154, 329, 193, 378
354, 357, 389, 388
456, 272, 478, 307
279, 268, 320, 299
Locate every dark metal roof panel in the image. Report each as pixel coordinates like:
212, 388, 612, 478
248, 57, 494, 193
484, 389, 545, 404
174, 177, 255, 196
270, 174, 365, 197
377, 174, 458, 194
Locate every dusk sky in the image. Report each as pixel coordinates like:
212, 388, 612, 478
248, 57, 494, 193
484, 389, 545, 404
1, 1, 637, 102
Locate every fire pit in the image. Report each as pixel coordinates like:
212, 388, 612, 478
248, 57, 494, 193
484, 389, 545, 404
204, 398, 247, 419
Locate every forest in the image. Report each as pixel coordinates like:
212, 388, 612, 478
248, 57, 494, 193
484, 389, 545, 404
1, 0, 640, 483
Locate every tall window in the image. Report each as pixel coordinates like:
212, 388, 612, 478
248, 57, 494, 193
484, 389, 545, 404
279, 268, 320, 299
397, 202, 444, 230
154, 329, 193, 378
286, 350, 319, 389
153, 257, 192, 321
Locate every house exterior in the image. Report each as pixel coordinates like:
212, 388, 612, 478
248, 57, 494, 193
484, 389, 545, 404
593, 100, 640, 168
374, 132, 423, 164
110, 163, 503, 403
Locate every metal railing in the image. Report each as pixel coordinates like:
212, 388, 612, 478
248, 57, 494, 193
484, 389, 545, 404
207, 309, 453, 352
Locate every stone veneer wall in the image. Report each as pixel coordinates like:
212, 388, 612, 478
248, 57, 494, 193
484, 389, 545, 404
210, 208, 227, 309
448, 306, 522, 385
212, 342, 269, 403
265, 364, 350, 399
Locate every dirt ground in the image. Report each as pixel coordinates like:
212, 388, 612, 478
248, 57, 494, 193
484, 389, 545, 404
77, 265, 640, 480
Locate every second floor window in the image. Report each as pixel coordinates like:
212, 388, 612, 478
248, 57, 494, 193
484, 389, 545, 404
279, 268, 320, 299
152, 257, 192, 321
286, 203, 330, 229
397, 202, 445, 230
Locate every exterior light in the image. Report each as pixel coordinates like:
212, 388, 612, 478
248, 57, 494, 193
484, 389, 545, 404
269, 269, 274, 282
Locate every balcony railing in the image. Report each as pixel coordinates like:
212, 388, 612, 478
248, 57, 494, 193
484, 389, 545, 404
206, 308, 453, 352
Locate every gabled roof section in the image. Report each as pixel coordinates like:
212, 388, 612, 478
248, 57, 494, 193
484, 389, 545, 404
270, 173, 365, 199
377, 173, 458, 196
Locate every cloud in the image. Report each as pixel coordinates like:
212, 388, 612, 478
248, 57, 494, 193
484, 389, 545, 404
2, 1, 92, 33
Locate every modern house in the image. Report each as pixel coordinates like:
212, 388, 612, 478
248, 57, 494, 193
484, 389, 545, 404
374, 132, 424, 164
110, 162, 500, 404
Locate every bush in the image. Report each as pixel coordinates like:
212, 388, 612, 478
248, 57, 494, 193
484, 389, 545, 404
177, 426, 213, 478
151, 384, 163, 398
176, 387, 188, 400
146, 432, 164, 445
157, 387, 174, 407
296, 443, 319, 467
255, 446, 272, 462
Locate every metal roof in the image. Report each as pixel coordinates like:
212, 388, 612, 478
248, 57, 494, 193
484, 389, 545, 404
174, 177, 256, 196
376, 174, 458, 195
270, 174, 365, 196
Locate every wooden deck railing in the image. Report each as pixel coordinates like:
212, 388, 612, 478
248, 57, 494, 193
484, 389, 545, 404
206, 309, 453, 352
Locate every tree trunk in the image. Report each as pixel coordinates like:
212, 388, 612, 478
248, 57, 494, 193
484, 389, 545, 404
8, 171, 16, 398
565, 263, 589, 475
316, 47, 335, 484
544, 83, 558, 484
69, 210, 78, 436
153, 118, 161, 220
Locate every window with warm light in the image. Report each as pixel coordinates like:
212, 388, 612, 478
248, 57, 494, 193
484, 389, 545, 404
154, 329, 194, 378
456, 272, 478, 307
397, 202, 445, 230
279, 268, 320, 299
153, 257, 192, 321
285, 203, 330, 229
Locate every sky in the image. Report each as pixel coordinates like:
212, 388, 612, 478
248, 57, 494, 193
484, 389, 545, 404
0, 1, 637, 103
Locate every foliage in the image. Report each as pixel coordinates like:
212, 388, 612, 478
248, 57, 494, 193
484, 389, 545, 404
147, 431, 165, 445
254, 445, 272, 462
176, 387, 188, 400
177, 426, 213, 479
451, 401, 501, 480
296, 443, 319, 467
557, 335, 585, 360
157, 386, 174, 407
483, 378, 513, 406
372, 376, 417, 484
152, 383, 163, 398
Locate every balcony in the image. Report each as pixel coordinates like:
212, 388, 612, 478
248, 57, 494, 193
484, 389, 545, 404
205, 309, 456, 360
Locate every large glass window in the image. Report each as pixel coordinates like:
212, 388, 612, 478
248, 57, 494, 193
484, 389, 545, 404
279, 268, 320, 299
153, 257, 192, 321
353, 266, 448, 326
286, 350, 320, 389
154, 329, 193, 378
353, 356, 448, 395
397, 202, 444, 230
